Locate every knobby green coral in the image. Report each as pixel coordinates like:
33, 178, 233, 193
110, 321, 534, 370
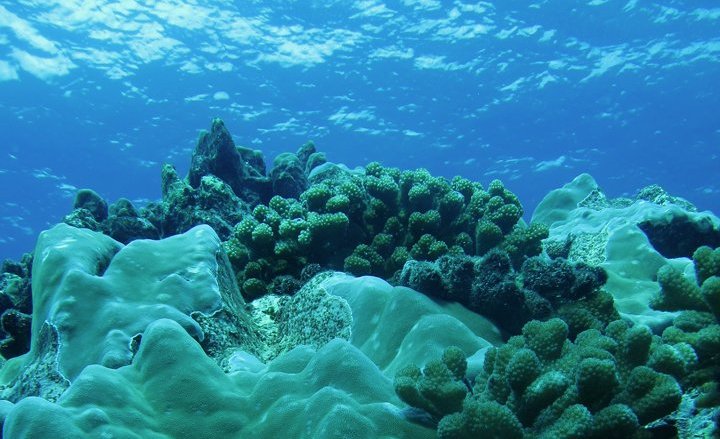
225, 161, 544, 299
396, 318, 687, 438
651, 246, 720, 410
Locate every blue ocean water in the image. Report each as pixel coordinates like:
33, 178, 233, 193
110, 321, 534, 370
1, 0, 718, 262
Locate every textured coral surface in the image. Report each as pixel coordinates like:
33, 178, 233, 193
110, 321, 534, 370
1, 121, 718, 438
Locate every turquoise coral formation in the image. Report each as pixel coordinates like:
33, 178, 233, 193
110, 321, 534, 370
2, 119, 719, 437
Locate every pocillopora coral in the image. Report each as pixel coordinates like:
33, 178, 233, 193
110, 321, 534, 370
227, 158, 546, 301
651, 246, 720, 408
398, 251, 615, 335
396, 318, 687, 438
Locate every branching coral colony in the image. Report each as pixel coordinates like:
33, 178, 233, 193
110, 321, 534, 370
394, 244, 720, 438
1, 119, 718, 437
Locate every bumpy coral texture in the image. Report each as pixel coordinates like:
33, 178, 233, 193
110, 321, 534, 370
397, 251, 614, 334
652, 246, 720, 401
396, 318, 686, 438
225, 160, 547, 299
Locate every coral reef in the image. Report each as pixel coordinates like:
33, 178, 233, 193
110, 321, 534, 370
153, 167, 248, 240
0, 255, 33, 360
0, 220, 501, 437
226, 157, 546, 301
62, 119, 325, 243
398, 251, 615, 335
532, 173, 720, 330
103, 198, 160, 243
0, 223, 263, 403
65, 190, 159, 243
396, 318, 688, 438
650, 246, 720, 416
4, 320, 433, 439
57, 120, 552, 324
187, 118, 271, 205
3, 122, 719, 438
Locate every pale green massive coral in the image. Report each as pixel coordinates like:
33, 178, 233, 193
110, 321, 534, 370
0, 223, 503, 437
5, 319, 427, 438
0, 223, 259, 403
532, 173, 720, 330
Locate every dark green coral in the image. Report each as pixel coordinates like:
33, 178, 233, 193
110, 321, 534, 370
651, 246, 720, 393
396, 319, 685, 438
224, 157, 540, 300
